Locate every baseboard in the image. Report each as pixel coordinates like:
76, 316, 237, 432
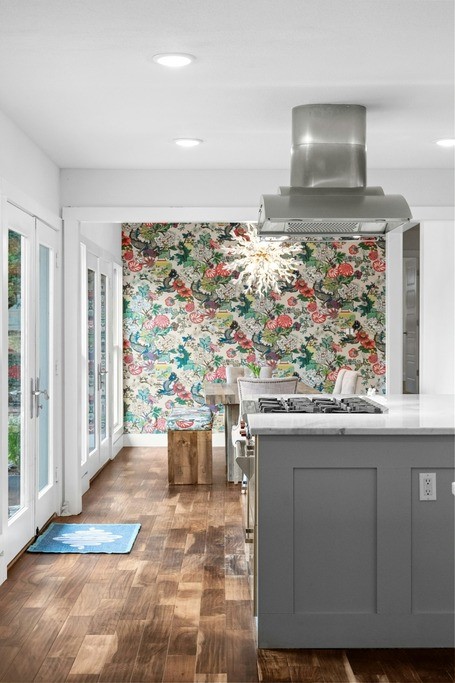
123, 432, 225, 448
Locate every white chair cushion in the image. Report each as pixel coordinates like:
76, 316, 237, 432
237, 377, 299, 401
332, 369, 347, 394
333, 369, 361, 394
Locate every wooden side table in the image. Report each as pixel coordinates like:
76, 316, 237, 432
167, 406, 213, 485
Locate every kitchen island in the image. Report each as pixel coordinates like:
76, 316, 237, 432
247, 394, 455, 648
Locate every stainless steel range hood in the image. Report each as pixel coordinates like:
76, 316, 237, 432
258, 104, 414, 238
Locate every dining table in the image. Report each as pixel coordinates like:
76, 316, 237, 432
204, 379, 319, 482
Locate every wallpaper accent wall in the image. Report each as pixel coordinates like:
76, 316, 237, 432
123, 223, 386, 434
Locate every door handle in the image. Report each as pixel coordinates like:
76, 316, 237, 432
98, 364, 108, 389
34, 377, 50, 414
30, 378, 35, 419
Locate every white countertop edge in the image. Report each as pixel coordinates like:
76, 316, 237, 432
249, 427, 455, 436
246, 394, 455, 436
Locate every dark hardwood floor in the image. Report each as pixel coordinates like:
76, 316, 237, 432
0, 447, 453, 682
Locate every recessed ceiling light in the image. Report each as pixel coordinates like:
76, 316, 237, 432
152, 53, 195, 68
174, 138, 203, 147
436, 138, 455, 147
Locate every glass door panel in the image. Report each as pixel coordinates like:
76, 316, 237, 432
98, 261, 111, 469
87, 267, 97, 455
38, 245, 51, 492
35, 219, 59, 530
100, 273, 107, 442
4, 208, 60, 562
85, 253, 111, 481
5, 204, 35, 565
7, 230, 24, 518
112, 263, 123, 435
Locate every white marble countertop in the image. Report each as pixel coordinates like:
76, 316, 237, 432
247, 394, 455, 435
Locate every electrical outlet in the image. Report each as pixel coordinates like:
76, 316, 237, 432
419, 472, 436, 501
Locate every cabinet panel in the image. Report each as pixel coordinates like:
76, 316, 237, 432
294, 467, 377, 614
411, 467, 455, 613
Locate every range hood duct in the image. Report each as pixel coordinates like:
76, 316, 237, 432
258, 104, 414, 238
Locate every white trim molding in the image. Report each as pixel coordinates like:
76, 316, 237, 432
0, 176, 61, 232
63, 206, 258, 223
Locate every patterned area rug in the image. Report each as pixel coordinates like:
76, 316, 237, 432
27, 523, 141, 554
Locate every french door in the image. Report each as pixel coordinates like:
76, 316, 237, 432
6, 204, 60, 563
82, 249, 112, 490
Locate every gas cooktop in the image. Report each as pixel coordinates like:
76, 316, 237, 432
257, 396, 386, 414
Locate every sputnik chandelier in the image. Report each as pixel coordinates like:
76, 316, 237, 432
223, 224, 301, 297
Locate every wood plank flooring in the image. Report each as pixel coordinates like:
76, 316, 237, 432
0, 446, 453, 682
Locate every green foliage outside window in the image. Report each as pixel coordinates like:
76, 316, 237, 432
8, 416, 20, 471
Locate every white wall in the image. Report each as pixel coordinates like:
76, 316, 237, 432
61, 168, 454, 208
0, 109, 60, 216
80, 222, 122, 262
420, 220, 455, 394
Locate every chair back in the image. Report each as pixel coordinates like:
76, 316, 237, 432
332, 369, 362, 394
225, 366, 245, 384
237, 376, 299, 401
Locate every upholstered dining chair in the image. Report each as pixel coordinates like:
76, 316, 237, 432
232, 377, 299, 485
237, 376, 299, 402
332, 368, 363, 394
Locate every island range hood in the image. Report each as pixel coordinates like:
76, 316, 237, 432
258, 104, 415, 239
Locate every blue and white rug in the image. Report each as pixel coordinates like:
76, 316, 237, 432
27, 523, 141, 554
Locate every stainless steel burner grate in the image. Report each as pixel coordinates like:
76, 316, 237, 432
257, 396, 385, 414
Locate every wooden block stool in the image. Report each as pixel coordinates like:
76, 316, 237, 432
167, 406, 213, 484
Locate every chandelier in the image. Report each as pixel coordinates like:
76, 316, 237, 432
222, 224, 301, 297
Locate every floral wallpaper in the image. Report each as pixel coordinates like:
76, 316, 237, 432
123, 223, 386, 434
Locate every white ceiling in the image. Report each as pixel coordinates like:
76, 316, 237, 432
0, 0, 453, 170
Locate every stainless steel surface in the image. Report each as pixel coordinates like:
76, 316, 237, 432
255, 395, 386, 414
31, 377, 50, 417
203, 380, 318, 483
34, 377, 49, 414
257, 103, 415, 237
98, 363, 108, 390
30, 378, 35, 419
258, 187, 413, 236
291, 104, 366, 188
235, 455, 255, 479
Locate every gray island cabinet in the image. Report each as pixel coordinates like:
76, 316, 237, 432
247, 395, 455, 648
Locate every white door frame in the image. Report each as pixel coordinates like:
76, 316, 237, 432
35, 218, 61, 530
62, 204, 454, 515
0, 190, 61, 582
385, 208, 454, 394
62, 207, 256, 515
82, 248, 113, 483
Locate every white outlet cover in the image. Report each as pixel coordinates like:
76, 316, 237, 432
419, 472, 436, 501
